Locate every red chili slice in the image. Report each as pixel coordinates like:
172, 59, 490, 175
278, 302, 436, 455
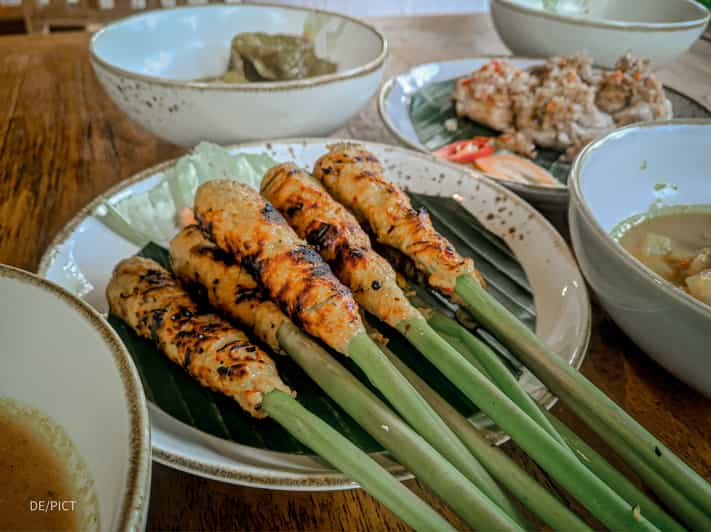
433, 138, 495, 164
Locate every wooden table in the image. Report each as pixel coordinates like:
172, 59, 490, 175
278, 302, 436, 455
2, 13, 711, 531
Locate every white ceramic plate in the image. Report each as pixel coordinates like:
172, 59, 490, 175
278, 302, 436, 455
38, 139, 590, 489
0, 265, 151, 530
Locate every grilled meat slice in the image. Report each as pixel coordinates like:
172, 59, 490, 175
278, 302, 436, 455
595, 54, 672, 126
194, 180, 362, 354
453, 59, 534, 132
312, 144, 484, 294
106, 256, 293, 418
170, 225, 289, 354
261, 162, 420, 327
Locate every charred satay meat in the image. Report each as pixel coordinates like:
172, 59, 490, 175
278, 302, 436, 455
170, 225, 288, 353
194, 180, 362, 354
261, 162, 420, 327
107, 256, 293, 418
312, 144, 485, 294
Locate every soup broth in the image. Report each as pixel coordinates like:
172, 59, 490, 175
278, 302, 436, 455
0, 406, 79, 531
615, 209, 711, 306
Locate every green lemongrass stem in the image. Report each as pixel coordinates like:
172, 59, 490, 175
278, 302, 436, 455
544, 413, 688, 532
395, 318, 658, 532
585, 420, 711, 531
261, 390, 456, 532
348, 333, 526, 529
431, 307, 686, 530
379, 346, 591, 532
435, 313, 699, 532
456, 274, 711, 518
427, 311, 567, 449
277, 323, 522, 531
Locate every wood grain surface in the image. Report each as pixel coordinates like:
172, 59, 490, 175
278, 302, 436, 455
1, 13, 710, 531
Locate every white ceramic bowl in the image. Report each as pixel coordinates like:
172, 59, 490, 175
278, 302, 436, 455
491, 0, 709, 69
569, 120, 711, 396
0, 265, 151, 530
90, 4, 387, 147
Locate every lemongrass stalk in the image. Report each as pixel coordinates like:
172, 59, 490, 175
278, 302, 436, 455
261, 390, 456, 531
394, 318, 659, 532
544, 413, 689, 531
277, 323, 523, 531
348, 333, 526, 528
456, 274, 711, 518
439, 332, 493, 380
432, 306, 687, 530
433, 314, 692, 531
379, 346, 592, 532
428, 311, 567, 449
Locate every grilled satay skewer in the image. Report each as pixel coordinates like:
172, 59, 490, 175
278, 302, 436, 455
311, 144, 705, 530
107, 256, 455, 532
193, 180, 526, 531
261, 163, 564, 433
312, 144, 484, 298
171, 226, 589, 529
258, 163, 669, 531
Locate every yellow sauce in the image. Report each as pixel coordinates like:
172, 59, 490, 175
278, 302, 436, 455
0, 407, 79, 531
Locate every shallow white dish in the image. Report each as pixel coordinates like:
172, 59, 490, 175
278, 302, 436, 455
569, 119, 711, 397
90, 5, 387, 147
39, 139, 590, 489
491, 0, 709, 69
0, 265, 151, 530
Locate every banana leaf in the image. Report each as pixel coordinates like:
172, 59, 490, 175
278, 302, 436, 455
108, 193, 535, 454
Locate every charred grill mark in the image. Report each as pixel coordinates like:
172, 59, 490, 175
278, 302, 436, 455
261, 202, 286, 224
331, 245, 368, 278
287, 246, 333, 277
241, 255, 265, 279
149, 308, 166, 343
306, 223, 332, 250
183, 348, 193, 370
286, 202, 304, 217
218, 340, 251, 352
230, 364, 249, 379
139, 268, 169, 285
235, 289, 259, 304
192, 243, 237, 267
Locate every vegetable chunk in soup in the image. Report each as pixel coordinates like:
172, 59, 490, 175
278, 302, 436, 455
616, 209, 711, 306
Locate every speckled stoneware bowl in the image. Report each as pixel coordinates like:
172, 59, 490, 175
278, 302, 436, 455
89, 4, 387, 147
569, 119, 711, 397
39, 139, 590, 489
0, 265, 151, 530
491, 0, 709, 69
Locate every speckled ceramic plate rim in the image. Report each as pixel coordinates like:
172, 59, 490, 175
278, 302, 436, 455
38, 138, 590, 489
89, 2, 388, 93
378, 56, 711, 203
0, 264, 151, 531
